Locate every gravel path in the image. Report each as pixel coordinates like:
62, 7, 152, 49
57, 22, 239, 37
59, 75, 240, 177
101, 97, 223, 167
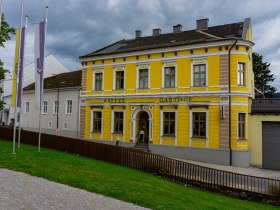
0, 169, 149, 210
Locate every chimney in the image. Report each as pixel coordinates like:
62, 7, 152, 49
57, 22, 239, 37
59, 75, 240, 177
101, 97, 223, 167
153, 28, 161, 36
196, 18, 209, 30
135, 30, 142, 39
173, 24, 182, 33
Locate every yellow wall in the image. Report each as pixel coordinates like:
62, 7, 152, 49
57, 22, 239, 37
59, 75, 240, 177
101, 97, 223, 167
249, 115, 280, 167
82, 44, 252, 152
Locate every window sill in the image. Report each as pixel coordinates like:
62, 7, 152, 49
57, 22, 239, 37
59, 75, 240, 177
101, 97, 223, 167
191, 86, 207, 88
93, 90, 103, 92
91, 131, 102, 134
237, 85, 247, 87
237, 138, 247, 141
191, 137, 207, 140
161, 135, 176, 138
65, 113, 72, 115
162, 87, 177, 89
112, 132, 124, 135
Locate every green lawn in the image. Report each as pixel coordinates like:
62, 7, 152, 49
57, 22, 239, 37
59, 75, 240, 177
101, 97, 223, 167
0, 140, 277, 210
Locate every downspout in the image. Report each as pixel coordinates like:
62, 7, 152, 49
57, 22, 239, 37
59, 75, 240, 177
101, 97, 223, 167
56, 88, 59, 133
228, 38, 238, 166
77, 87, 81, 139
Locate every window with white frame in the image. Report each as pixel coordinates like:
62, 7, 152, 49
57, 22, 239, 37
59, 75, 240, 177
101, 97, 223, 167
238, 62, 246, 86
63, 122, 68, 129
192, 112, 207, 138
115, 71, 124, 90
66, 100, 72, 114
193, 64, 206, 86
48, 121, 52, 128
25, 101, 30, 114
238, 113, 246, 139
92, 111, 102, 132
94, 72, 103, 91
114, 112, 124, 133
164, 66, 175, 88
138, 69, 149, 89
53, 100, 59, 114
42, 101, 48, 114
163, 112, 176, 136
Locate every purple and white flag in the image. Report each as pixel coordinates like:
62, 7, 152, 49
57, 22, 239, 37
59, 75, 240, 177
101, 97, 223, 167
34, 21, 46, 109
16, 27, 26, 108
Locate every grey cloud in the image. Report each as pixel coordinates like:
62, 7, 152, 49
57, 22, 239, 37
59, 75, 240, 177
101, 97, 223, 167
2, 0, 280, 89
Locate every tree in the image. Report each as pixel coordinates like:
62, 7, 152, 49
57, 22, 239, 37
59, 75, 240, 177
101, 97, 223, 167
253, 52, 276, 98
0, 14, 15, 110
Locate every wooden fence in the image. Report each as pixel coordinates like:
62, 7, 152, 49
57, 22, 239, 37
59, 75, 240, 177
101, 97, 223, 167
0, 126, 279, 203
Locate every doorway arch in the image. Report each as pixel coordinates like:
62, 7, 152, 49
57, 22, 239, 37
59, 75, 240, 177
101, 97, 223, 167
130, 107, 153, 143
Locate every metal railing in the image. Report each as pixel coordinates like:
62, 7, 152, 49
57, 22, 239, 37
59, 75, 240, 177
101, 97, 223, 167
0, 126, 279, 203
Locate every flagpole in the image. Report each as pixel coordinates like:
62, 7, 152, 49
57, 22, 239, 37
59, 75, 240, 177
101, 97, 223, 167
12, 0, 24, 154
38, 6, 48, 152
17, 15, 27, 149
0, 0, 3, 30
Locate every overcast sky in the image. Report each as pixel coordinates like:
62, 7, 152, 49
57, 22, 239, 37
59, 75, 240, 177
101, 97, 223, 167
1, 0, 280, 90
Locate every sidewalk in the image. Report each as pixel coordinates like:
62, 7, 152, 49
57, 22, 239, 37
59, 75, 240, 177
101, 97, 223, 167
173, 158, 280, 180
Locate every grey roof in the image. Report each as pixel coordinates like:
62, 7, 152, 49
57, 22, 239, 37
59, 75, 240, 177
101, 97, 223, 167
251, 99, 280, 114
80, 21, 245, 58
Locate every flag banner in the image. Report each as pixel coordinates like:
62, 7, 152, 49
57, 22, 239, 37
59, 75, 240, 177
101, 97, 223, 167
34, 21, 46, 109
16, 27, 26, 108
11, 29, 20, 107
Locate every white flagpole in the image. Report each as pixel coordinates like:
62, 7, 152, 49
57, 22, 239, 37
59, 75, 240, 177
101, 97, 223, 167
0, 0, 3, 30
12, 0, 24, 154
17, 15, 27, 149
38, 6, 48, 152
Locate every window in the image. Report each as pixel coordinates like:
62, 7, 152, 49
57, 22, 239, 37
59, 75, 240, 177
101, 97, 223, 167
53, 100, 59, 114
164, 67, 175, 88
114, 112, 124, 133
95, 73, 103, 91
139, 69, 148, 89
238, 62, 246, 86
238, 113, 246, 139
48, 121, 52, 128
66, 100, 72, 114
92, 111, 102, 132
192, 112, 206, 138
115, 71, 124, 90
25, 102, 30, 113
63, 122, 68, 129
42, 101, 48, 114
193, 64, 206, 86
163, 112, 175, 136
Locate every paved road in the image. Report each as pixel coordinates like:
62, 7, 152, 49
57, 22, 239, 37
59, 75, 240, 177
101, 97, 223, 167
0, 169, 149, 210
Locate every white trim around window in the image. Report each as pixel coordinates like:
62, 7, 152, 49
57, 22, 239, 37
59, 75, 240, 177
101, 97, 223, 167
53, 100, 59, 114
42, 100, 48, 114
113, 66, 125, 90
63, 122, 68, 130
111, 110, 125, 141
65, 99, 73, 115
90, 109, 103, 133
237, 112, 247, 140
191, 58, 208, 87
48, 121, 52, 128
237, 61, 246, 86
25, 101, 30, 114
189, 110, 209, 147
162, 62, 177, 88
136, 64, 150, 89
92, 69, 104, 91
160, 110, 178, 145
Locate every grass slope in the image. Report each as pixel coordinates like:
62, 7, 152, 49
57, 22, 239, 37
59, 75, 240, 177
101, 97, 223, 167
0, 140, 277, 210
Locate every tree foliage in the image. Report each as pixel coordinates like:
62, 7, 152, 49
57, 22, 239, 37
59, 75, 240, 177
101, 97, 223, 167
253, 52, 276, 98
0, 14, 15, 110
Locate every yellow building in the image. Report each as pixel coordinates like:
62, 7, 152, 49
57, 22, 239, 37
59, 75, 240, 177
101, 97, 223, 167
79, 18, 254, 167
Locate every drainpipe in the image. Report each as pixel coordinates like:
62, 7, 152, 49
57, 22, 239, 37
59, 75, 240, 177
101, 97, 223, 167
56, 88, 59, 133
228, 38, 238, 166
77, 87, 81, 139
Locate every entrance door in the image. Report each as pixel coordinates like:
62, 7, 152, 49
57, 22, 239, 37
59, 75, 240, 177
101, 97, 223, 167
139, 112, 149, 143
